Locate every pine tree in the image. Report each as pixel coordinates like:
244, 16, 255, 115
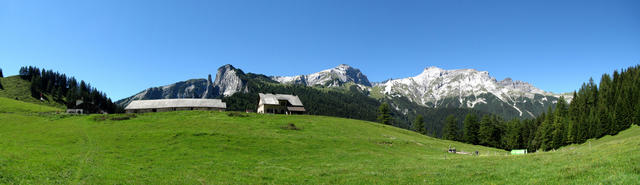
502, 119, 521, 150
566, 91, 578, 144
478, 115, 494, 146
528, 113, 544, 151
598, 74, 615, 135
377, 102, 392, 125
536, 107, 554, 151
551, 97, 568, 149
30, 76, 42, 99
462, 112, 479, 144
634, 67, 640, 126
442, 115, 458, 141
490, 115, 505, 148
636, 99, 640, 126
413, 115, 426, 134
614, 82, 632, 132
0, 68, 3, 89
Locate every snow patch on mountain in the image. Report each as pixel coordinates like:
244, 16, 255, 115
271, 64, 372, 87
375, 66, 569, 116
466, 97, 487, 108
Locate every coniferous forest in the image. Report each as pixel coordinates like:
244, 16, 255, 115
0, 68, 4, 89
427, 65, 640, 152
18, 66, 120, 113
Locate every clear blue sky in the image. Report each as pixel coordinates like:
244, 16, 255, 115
1, 0, 639, 100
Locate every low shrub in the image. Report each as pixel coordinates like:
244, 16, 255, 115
93, 114, 137, 121
281, 123, 301, 130
227, 112, 249, 117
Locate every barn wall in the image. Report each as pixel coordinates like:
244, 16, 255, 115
126, 107, 225, 113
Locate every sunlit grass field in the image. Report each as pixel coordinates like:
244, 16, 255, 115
0, 98, 638, 184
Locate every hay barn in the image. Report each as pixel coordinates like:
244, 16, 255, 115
125, 99, 226, 113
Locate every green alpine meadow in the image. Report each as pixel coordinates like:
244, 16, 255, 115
0, 97, 639, 184
2, 1, 640, 184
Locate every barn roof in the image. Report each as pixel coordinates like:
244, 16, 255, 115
125, 99, 226, 110
259, 93, 304, 106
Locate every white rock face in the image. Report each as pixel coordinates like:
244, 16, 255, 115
375, 67, 570, 116
272, 64, 372, 87
213, 64, 248, 96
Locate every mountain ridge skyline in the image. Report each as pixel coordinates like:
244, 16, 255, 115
115, 63, 567, 120
1, 62, 614, 101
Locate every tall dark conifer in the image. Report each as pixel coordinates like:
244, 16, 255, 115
463, 112, 479, 144
442, 115, 459, 141
502, 119, 521, 150
597, 74, 615, 136
535, 107, 554, 151
551, 97, 568, 149
478, 115, 495, 146
377, 102, 392, 125
413, 115, 426, 134
0, 68, 3, 90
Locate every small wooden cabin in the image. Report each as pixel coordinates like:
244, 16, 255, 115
257, 93, 305, 114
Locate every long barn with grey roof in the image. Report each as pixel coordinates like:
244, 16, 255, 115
257, 93, 305, 114
125, 99, 226, 113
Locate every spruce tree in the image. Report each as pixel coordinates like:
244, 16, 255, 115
551, 97, 568, 149
377, 102, 392, 125
442, 115, 458, 141
536, 107, 554, 151
614, 84, 632, 132
502, 119, 521, 150
462, 112, 479, 144
598, 74, 615, 135
490, 115, 505, 148
636, 100, 640, 126
30, 76, 42, 99
478, 115, 491, 146
566, 91, 579, 144
413, 115, 425, 134
0, 68, 3, 89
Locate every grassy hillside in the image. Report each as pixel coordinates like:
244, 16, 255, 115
0, 96, 61, 113
0, 100, 638, 184
0, 76, 65, 109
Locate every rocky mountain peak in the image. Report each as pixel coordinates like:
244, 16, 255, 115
498, 77, 544, 94
376, 66, 568, 118
336, 64, 352, 69
271, 64, 372, 87
213, 64, 248, 96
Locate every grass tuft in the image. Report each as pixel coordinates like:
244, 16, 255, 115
280, 123, 301, 130
227, 112, 249, 117
92, 114, 137, 121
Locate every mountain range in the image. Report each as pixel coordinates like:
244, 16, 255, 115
116, 64, 569, 123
